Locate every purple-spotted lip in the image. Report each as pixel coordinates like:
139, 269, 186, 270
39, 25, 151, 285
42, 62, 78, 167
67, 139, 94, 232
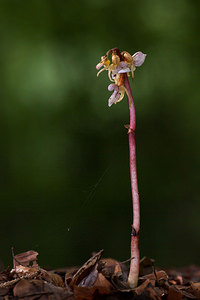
116, 61, 130, 73
108, 84, 120, 107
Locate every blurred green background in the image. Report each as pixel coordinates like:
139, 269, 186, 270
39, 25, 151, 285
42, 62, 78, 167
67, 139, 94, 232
0, 0, 200, 270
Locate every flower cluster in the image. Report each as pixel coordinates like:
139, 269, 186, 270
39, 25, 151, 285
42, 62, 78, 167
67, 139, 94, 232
96, 48, 146, 107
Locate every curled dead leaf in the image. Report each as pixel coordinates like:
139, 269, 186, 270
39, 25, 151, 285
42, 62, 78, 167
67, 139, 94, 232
99, 258, 123, 278
68, 249, 104, 287
13, 250, 38, 268
73, 272, 113, 300
78, 268, 98, 287
139, 256, 155, 276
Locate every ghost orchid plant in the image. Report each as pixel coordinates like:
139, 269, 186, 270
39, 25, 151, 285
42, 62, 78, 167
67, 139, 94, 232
96, 47, 146, 288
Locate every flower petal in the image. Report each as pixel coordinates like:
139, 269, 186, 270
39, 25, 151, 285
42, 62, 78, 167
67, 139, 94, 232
132, 51, 147, 67
96, 62, 103, 70
108, 86, 119, 107
118, 67, 130, 74
116, 62, 130, 74
108, 83, 116, 91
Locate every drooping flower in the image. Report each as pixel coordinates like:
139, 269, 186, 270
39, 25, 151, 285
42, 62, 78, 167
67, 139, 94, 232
96, 48, 146, 107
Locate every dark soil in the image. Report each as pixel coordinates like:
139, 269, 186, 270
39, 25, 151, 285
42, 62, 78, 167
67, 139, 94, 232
1, 249, 200, 299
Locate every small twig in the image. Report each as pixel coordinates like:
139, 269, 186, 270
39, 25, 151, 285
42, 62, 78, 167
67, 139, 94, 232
100, 257, 135, 269
114, 256, 135, 266
152, 262, 158, 284
11, 247, 21, 267
0, 270, 40, 288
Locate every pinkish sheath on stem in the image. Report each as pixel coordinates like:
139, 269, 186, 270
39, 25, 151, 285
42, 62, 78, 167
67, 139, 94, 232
124, 74, 140, 289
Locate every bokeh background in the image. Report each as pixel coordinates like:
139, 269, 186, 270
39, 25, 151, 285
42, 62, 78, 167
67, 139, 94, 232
0, 0, 200, 270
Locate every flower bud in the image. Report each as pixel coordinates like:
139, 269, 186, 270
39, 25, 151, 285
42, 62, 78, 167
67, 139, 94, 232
123, 51, 133, 63
96, 62, 103, 70
112, 54, 120, 65
108, 84, 115, 91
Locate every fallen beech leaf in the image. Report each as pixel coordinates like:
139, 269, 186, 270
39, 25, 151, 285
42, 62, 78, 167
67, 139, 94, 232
13, 279, 42, 297
110, 276, 130, 291
65, 267, 79, 286
94, 272, 113, 295
99, 257, 129, 291
73, 272, 112, 300
187, 282, 200, 298
134, 279, 162, 299
40, 270, 64, 287
0, 287, 8, 296
13, 250, 38, 268
73, 285, 95, 300
78, 268, 98, 287
142, 270, 168, 282
70, 249, 104, 286
146, 285, 162, 300
167, 285, 195, 300
100, 258, 122, 278
139, 256, 155, 276
167, 286, 183, 300
13, 279, 70, 299
134, 279, 151, 296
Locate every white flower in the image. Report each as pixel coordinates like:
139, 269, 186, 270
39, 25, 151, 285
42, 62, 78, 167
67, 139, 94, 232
96, 48, 147, 107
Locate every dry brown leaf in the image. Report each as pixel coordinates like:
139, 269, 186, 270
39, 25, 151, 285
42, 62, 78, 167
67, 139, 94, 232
187, 282, 200, 298
134, 279, 162, 299
78, 268, 98, 287
139, 256, 155, 276
146, 286, 162, 300
73, 285, 95, 300
13, 279, 70, 299
167, 285, 195, 300
69, 250, 104, 287
94, 272, 113, 295
98, 257, 129, 291
142, 270, 168, 282
13, 250, 38, 268
41, 270, 64, 287
73, 272, 112, 300
100, 258, 122, 278
134, 279, 151, 296
0, 287, 9, 296
167, 286, 183, 300
13, 279, 43, 297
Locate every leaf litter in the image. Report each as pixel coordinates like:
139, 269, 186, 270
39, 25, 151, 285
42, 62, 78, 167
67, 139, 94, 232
1, 249, 200, 299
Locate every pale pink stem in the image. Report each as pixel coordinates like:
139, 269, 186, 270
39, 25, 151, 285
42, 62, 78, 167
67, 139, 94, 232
124, 74, 140, 288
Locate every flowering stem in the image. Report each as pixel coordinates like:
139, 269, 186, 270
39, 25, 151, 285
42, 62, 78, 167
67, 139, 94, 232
124, 74, 140, 288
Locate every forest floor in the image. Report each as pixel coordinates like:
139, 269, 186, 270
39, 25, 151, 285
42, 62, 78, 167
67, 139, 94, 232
1, 249, 200, 299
